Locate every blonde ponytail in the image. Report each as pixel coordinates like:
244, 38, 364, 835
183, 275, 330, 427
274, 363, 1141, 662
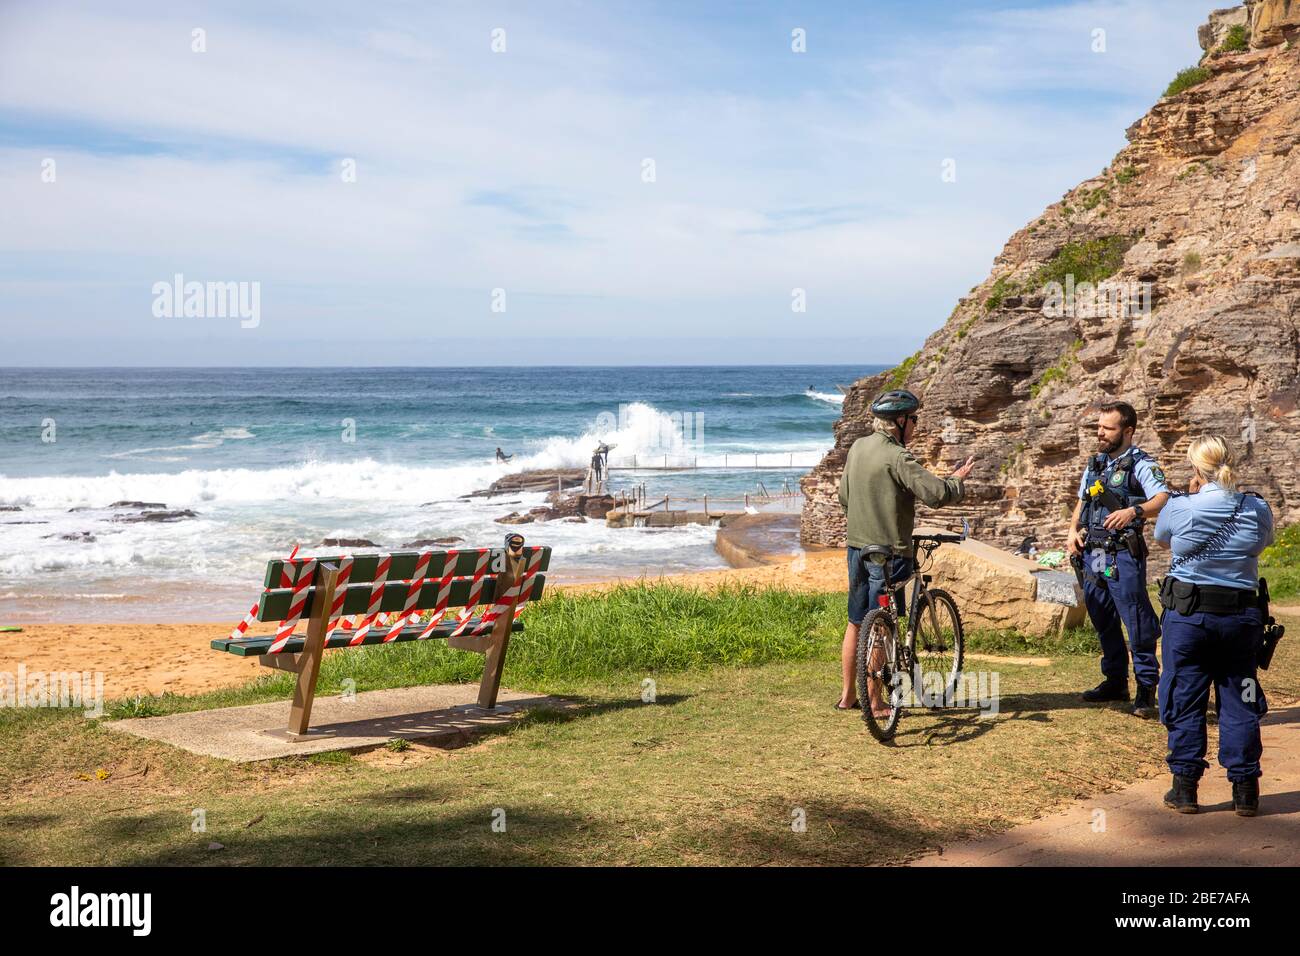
1187, 435, 1235, 489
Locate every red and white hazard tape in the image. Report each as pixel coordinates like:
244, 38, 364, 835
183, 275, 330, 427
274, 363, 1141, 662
269, 557, 318, 654
448, 550, 492, 638
383, 550, 434, 642
227, 545, 299, 642
416, 550, 463, 639
325, 555, 355, 640
473, 548, 544, 634
349, 554, 392, 645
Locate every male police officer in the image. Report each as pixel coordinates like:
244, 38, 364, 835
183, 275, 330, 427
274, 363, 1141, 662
1066, 401, 1171, 717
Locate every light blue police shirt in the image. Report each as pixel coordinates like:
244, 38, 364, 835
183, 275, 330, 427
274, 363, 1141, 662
1153, 483, 1274, 590
1077, 445, 1170, 502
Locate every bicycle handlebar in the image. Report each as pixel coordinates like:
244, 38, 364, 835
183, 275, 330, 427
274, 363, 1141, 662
913, 518, 970, 547
914, 533, 964, 544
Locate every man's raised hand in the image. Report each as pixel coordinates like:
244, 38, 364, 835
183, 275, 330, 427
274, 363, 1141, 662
952, 456, 976, 481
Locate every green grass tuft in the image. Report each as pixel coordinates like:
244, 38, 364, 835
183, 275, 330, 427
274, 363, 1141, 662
105, 695, 168, 720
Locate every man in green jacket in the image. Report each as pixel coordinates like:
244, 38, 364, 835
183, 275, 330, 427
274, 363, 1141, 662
836, 389, 975, 714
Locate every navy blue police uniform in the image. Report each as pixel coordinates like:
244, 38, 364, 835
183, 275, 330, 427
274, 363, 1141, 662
1153, 484, 1273, 789
1077, 446, 1168, 690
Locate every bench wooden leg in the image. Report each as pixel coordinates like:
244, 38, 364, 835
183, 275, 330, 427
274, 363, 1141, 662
287, 563, 341, 736
478, 552, 525, 709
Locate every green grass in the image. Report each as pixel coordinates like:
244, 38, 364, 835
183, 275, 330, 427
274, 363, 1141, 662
1261, 524, 1300, 602
4, 582, 1297, 866
1164, 66, 1211, 98
966, 624, 1099, 657
1114, 165, 1138, 185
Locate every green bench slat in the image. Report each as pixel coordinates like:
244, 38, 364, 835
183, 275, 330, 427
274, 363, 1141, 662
263, 547, 551, 589
255, 574, 546, 622
211, 618, 526, 657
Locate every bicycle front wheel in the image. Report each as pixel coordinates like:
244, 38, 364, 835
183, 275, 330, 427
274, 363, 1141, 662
913, 588, 964, 707
857, 607, 903, 742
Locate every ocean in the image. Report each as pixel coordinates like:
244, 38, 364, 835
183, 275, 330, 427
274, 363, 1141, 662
0, 365, 879, 622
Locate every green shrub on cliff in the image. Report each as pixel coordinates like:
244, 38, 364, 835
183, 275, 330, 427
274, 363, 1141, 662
1029, 339, 1083, 399
1164, 66, 1210, 98
1035, 236, 1132, 288
887, 351, 919, 389
1080, 186, 1110, 211
984, 274, 1018, 312
1220, 25, 1249, 54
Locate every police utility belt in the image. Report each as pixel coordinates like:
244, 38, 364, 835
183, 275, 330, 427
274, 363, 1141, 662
1158, 575, 1287, 671
1157, 577, 1256, 616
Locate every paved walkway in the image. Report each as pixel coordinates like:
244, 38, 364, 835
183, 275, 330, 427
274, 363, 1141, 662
911, 705, 1300, 866
106, 684, 568, 762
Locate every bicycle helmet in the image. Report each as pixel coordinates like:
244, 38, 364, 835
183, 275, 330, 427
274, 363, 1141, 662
870, 389, 920, 419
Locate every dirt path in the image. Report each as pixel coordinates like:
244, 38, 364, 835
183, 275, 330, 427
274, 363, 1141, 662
911, 705, 1300, 866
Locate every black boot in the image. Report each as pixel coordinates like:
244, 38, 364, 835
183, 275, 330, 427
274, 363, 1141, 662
1163, 774, 1199, 814
1232, 778, 1259, 817
1082, 678, 1130, 703
1132, 683, 1157, 719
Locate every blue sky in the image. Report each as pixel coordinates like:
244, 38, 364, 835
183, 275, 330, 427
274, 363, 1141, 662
0, 0, 1211, 365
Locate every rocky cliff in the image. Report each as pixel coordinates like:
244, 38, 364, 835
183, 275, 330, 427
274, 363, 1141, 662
802, 1, 1300, 551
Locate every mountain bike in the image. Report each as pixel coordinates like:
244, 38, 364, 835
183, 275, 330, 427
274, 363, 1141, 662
856, 524, 967, 743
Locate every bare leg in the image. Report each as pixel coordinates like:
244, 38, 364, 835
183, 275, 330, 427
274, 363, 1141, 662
840, 621, 859, 707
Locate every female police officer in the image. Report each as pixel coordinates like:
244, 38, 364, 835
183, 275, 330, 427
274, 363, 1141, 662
1153, 436, 1273, 816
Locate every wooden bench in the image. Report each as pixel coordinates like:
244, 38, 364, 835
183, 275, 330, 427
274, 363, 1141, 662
211, 542, 551, 737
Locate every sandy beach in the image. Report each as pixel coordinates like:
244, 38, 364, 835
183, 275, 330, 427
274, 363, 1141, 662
0, 549, 848, 699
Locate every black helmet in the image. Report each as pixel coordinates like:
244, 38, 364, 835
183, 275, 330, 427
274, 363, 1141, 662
870, 389, 920, 419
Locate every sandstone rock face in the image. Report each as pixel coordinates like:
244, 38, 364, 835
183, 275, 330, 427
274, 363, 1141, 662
1247, 0, 1300, 47
803, 5, 1300, 557
924, 537, 1087, 637
1199, 5, 1249, 51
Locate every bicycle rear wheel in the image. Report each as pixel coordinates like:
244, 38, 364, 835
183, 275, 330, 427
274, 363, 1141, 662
912, 588, 964, 706
857, 607, 903, 742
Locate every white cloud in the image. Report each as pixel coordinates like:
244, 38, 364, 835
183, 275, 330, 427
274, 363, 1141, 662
0, 0, 1209, 363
